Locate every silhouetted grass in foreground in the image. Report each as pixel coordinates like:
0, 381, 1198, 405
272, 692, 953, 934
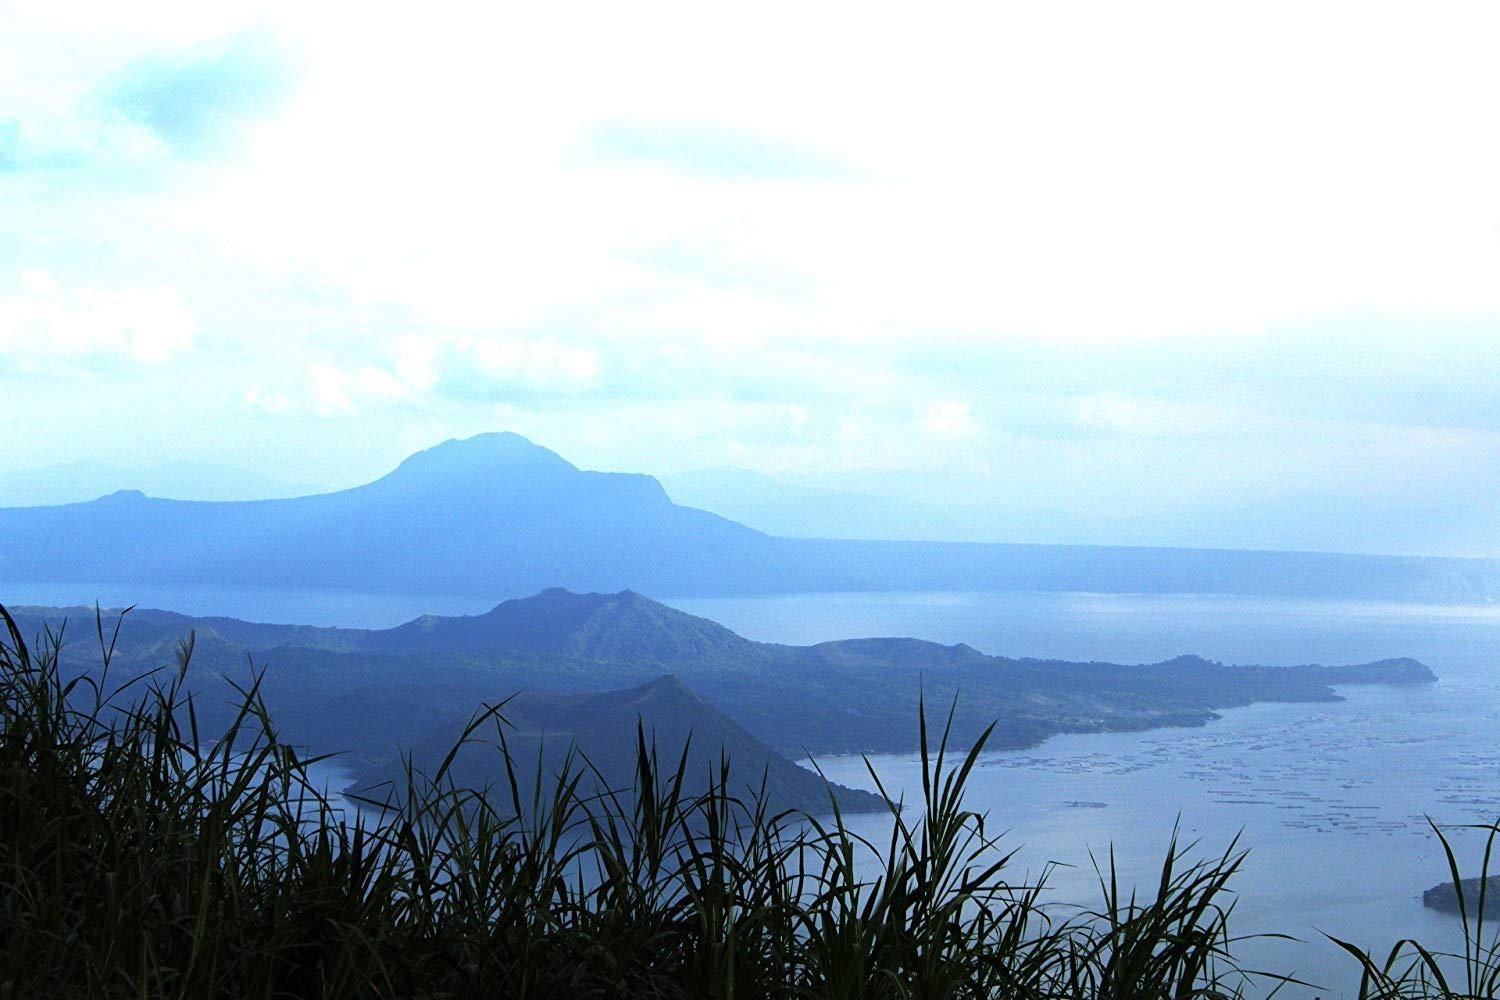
0, 603, 1495, 998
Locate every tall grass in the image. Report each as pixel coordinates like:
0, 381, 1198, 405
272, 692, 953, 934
1327, 818, 1500, 999
0, 602, 1494, 998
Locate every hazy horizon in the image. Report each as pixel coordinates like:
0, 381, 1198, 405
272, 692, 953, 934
4, 431, 1498, 560
4, 4, 1499, 557
7, 11, 1500, 992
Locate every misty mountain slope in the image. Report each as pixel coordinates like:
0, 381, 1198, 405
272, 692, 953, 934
348, 674, 887, 817
4, 431, 1497, 603
0, 458, 323, 507
0, 432, 772, 596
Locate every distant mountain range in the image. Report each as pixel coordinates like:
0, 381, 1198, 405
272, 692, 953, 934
658, 467, 978, 541
3, 432, 1498, 602
659, 467, 1500, 559
0, 458, 323, 506
0, 433, 764, 596
8, 588, 1435, 818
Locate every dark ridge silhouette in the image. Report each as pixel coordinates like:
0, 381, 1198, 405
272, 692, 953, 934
348, 674, 886, 816
373, 587, 760, 663
10, 589, 1436, 764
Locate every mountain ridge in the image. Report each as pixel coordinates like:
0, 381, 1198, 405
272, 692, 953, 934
8, 588, 1438, 762
4, 431, 1497, 603
347, 673, 887, 817
372, 587, 761, 663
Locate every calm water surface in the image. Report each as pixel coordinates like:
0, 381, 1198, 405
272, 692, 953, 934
7, 582, 1500, 995
670, 591, 1500, 998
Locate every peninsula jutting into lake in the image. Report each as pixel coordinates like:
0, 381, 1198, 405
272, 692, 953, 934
9, 6, 1500, 993
10, 587, 1436, 814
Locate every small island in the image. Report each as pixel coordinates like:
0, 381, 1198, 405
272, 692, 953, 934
1422, 876, 1500, 915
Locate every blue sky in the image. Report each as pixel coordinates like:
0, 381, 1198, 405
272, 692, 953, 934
3, 2, 1499, 555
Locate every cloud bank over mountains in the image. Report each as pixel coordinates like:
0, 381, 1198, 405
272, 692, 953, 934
2, 3, 1498, 555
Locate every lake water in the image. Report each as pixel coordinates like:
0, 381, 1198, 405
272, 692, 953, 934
669, 591, 1500, 998
5, 582, 1500, 996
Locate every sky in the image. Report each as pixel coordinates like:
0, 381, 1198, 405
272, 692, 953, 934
2, 1, 1499, 555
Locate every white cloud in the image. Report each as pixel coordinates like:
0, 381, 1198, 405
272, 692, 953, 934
464, 336, 600, 392
0, 269, 195, 366
142, 1, 1500, 352
6, 1, 1500, 554
1069, 395, 1242, 439
304, 362, 414, 417
241, 333, 603, 419
243, 383, 291, 415
390, 336, 441, 394
919, 400, 976, 438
